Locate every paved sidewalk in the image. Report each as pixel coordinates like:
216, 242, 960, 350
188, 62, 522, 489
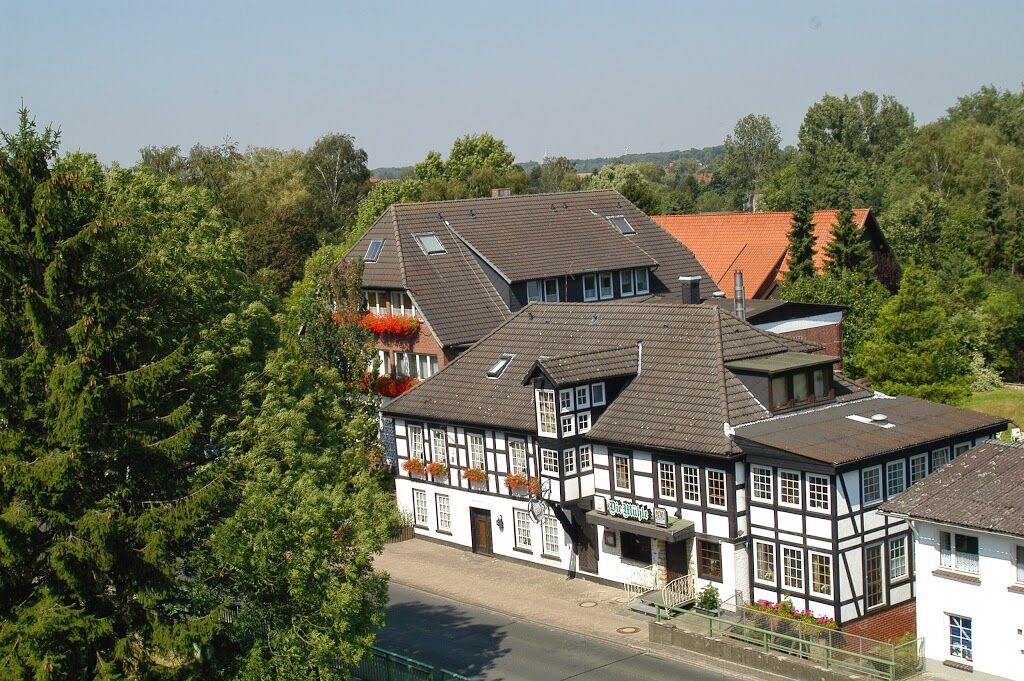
376, 539, 781, 680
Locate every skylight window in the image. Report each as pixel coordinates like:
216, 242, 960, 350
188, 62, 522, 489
413, 233, 446, 255
363, 239, 384, 263
487, 353, 514, 379
607, 215, 636, 235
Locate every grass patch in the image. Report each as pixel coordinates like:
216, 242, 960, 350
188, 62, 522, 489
964, 387, 1024, 438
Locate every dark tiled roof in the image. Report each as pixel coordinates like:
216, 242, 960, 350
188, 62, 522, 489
530, 345, 639, 387
733, 396, 1008, 465
383, 301, 822, 456
347, 190, 717, 347
879, 441, 1024, 538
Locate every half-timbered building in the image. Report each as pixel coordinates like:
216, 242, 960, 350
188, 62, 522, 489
380, 301, 1006, 638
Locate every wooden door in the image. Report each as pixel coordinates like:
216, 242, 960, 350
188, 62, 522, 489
666, 539, 689, 581
469, 508, 493, 555
578, 521, 599, 574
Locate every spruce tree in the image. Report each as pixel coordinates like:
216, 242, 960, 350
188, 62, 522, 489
0, 110, 274, 678
825, 192, 872, 276
784, 185, 818, 282
853, 265, 972, 404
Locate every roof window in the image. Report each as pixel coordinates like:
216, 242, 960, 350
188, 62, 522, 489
413, 233, 446, 255
607, 215, 636, 235
487, 353, 515, 379
363, 239, 384, 263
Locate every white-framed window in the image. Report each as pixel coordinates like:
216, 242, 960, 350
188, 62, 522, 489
1015, 546, 1024, 584
526, 280, 542, 303
953, 442, 971, 459
582, 274, 598, 302
865, 543, 885, 608
591, 382, 606, 406
575, 385, 590, 409
509, 438, 527, 473
782, 546, 804, 590
468, 434, 486, 470
418, 354, 439, 379
635, 268, 650, 294
619, 269, 635, 297
949, 615, 972, 662
862, 466, 883, 505
514, 509, 532, 549
754, 540, 776, 584
706, 469, 727, 509
560, 414, 575, 437
910, 454, 927, 484
412, 489, 428, 526
542, 516, 561, 556
940, 531, 979, 574
365, 289, 388, 314
598, 272, 614, 299
563, 448, 576, 475
886, 461, 905, 497
779, 470, 801, 507
682, 465, 700, 503
396, 352, 436, 379
436, 494, 451, 531
408, 425, 424, 460
576, 411, 591, 433
751, 465, 773, 502
809, 552, 832, 596
559, 388, 574, 412
375, 349, 389, 376
431, 429, 446, 462
889, 536, 908, 580
536, 390, 557, 437
930, 447, 950, 472
807, 474, 829, 511
390, 290, 415, 316
541, 448, 559, 475
579, 445, 593, 471
543, 278, 559, 302
613, 455, 631, 491
657, 462, 676, 499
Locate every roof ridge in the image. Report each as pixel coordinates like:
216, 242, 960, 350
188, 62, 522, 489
439, 218, 510, 327
541, 344, 637, 363
389, 206, 408, 289
391, 188, 621, 211
712, 308, 734, 438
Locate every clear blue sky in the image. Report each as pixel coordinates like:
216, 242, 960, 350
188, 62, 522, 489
3, 1, 1023, 169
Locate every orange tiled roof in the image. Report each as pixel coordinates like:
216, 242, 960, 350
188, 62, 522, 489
651, 209, 870, 298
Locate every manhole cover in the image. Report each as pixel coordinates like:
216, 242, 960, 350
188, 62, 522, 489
578, 600, 598, 608
616, 626, 640, 635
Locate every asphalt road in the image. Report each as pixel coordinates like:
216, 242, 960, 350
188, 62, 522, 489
377, 583, 753, 681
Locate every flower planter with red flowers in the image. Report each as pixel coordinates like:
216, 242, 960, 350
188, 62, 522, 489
425, 461, 448, 479
372, 375, 419, 398
402, 458, 425, 476
526, 476, 542, 496
462, 467, 487, 486
504, 472, 528, 493
359, 312, 420, 337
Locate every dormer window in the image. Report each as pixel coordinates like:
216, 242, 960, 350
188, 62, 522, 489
413, 233, 446, 255
536, 389, 557, 437
607, 215, 636, 235
363, 239, 384, 263
598, 272, 614, 299
727, 352, 837, 414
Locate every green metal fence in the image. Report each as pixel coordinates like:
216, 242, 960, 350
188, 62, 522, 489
664, 607, 923, 681
353, 646, 472, 681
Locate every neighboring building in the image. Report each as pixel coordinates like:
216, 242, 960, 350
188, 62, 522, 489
880, 441, 1024, 681
380, 301, 1006, 638
710, 298, 846, 362
652, 209, 899, 298
347, 190, 848, 391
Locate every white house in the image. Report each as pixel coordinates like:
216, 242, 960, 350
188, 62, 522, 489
881, 441, 1024, 681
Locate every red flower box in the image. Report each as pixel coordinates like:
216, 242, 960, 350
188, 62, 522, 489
425, 461, 448, 478
526, 476, 542, 496
359, 312, 420, 336
372, 375, 419, 398
462, 467, 487, 484
402, 458, 425, 475
504, 472, 528, 491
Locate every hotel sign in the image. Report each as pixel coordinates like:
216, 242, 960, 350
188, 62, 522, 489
607, 499, 653, 523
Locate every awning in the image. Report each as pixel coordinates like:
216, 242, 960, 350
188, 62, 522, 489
585, 510, 694, 542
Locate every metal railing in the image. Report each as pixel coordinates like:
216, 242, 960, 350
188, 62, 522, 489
661, 574, 695, 609
622, 564, 658, 603
663, 607, 923, 681
353, 646, 472, 681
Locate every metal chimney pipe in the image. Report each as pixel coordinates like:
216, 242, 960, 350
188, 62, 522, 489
733, 271, 746, 321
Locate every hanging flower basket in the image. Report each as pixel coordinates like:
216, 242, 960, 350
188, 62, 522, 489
462, 467, 487, 484
526, 476, 542, 496
402, 458, 425, 476
359, 312, 420, 336
504, 472, 528, 491
372, 375, 419, 398
425, 461, 448, 478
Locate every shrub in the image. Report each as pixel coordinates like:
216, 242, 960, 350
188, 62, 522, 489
697, 584, 721, 612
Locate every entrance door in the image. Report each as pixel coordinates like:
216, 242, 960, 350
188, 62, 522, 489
469, 508, 493, 555
578, 521, 599, 574
666, 539, 689, 581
